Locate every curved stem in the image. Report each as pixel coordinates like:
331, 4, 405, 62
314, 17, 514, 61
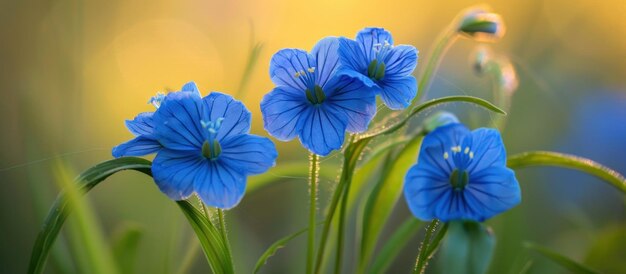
307, 153, 320, 274
415, 28, 458, 102
413, 220, 440, 274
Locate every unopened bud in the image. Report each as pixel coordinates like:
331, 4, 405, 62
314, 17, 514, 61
457, 7, 505, 42
424, 111, 460, 133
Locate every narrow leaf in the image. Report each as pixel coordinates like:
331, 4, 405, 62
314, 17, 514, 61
525, 242, 600, 274
254, 223, 323, 274
359, 135, 424, 268
370, 218, 421, 274
29, 157, 152, 274
508, 151, 626, 194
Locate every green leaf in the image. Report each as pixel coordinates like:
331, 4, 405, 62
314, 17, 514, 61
359, 135, 424, 269
29, 157, 152, 274
254, 222, 323, 274
111, 223, 143, 274
507, 151, 626, 194
369, 218, 421, 274
585, 224, 626, 273
176, 200, 234, 274
439, 221, 495, 274
54, 162, 119, 274
524, 242, 600, 274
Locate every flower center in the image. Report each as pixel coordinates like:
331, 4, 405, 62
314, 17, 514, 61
449, 169, 469, 190
295, 67, 326, 104
200, 118, 224, 160
367, 40, 393, 81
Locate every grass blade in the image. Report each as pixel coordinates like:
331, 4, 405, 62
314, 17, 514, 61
29, 157, 152, 274
359, 135, 424, 270
508, 151, 626, 194
369, 218, 422, 274
112, 224, 143, 274
524, 242, 600, 274
254, 223, 323, 273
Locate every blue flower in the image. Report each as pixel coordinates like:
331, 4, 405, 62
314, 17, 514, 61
112, 82, 201, 158
403, 123, 520, 222
261, 37, 377, 156
339, 28, 417, 109
338, 27, 418, 110
113, 82, 277, 209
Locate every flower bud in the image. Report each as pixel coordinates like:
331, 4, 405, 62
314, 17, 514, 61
457, 6, 506, 42
424, 111, 460, 133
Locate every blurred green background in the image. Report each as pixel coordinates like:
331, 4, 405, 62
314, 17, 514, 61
1, 0, 625, 273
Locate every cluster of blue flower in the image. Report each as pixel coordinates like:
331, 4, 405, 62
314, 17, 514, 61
113, 27, 520, 222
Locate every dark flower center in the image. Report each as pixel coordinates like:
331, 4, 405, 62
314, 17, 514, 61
305, 85, 326, 105
201, 118, 223, 160
449, 169, 469, 191
367, 40, 393, 81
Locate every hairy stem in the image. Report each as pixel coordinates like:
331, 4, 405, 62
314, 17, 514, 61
307, 153, 320, 274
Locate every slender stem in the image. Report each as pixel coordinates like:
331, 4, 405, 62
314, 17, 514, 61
217, 209, 233, 266
414, 220, 440, 274
334, 164, 352, 274
307, 153, 320, 274
415, 27, 458, 102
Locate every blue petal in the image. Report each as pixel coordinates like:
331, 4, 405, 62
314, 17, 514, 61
324, 74, 377, 132
151, 149, 204, 200
260, 86, 308, 141
383, 45, 418, 78
269, 48, 315, 90
404, 162, 451, 221
338, 37, 369, 74
112, 136, 161, 157
378, 75, 417, 110
462, 128, 507, 173
335, 68, 377, 89
153, 91, 205, 150
297, 105, 347, 156
464, 166, 521, 221
311, 37, 340, 88
220, 134, 277, 174
180, 81, 202, 97
125, 112, 154, 136
356, 27, 394, 61
195, 159, 246, 209
201, 92, 251, 140
418, 123, 471, 176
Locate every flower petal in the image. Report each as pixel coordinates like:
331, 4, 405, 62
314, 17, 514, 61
404, 163, 451, 221
338, 37, 369, 74
195, 160, 246, 209
336, 68, 377, 89
270, 48, 315, 90
383, 45, 418, 77
112, 136, 161, 158
125, 112, 154, 136
297, 105, 347, 156
418, 123, 471, 176
220, 134, 277, 174
324, 74, 377, 133
356, 27, 394, 61
378, 75, 417, 110
463, 166, 521, 221
151, 149, 204, 200
462, 128, 507, 173
260, 86, 308, 141
180, 81, 202, 97
201, 92, 251, 140
153, 92, 205, 150
311, 37, 340, 88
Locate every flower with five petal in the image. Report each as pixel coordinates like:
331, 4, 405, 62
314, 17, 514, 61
261, 37, 377, 156
338, 27, 419, 110
113, 83, 277, 209
403, 123, 521, 221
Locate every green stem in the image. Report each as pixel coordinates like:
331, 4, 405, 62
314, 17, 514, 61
414, 220, 440, 274
307, 153, 320, 274
217, 209, 233, 268
334, 166, 352, 274
415, 27, 458, 102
